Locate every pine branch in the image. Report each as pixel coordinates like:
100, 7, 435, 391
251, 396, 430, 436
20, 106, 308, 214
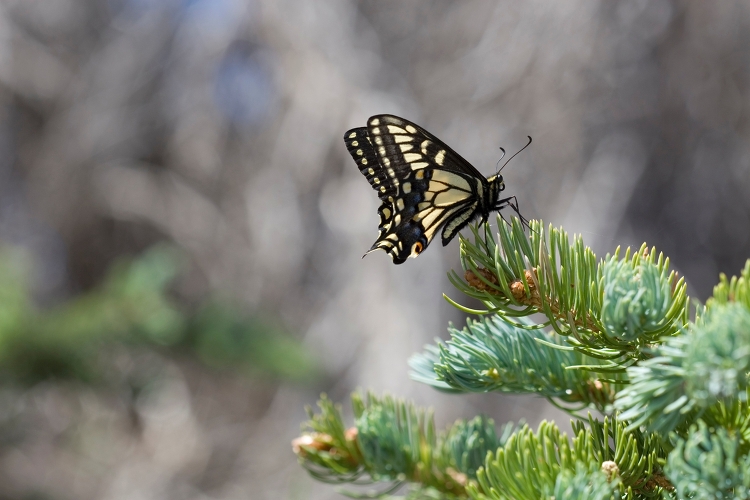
409, 316, 618, 413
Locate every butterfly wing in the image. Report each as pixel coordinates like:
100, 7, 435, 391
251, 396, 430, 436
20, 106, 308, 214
349, 115, 488, 264
344, 127, 398, 239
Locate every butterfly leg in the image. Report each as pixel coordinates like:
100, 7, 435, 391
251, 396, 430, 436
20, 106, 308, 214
496, 196, 532, 230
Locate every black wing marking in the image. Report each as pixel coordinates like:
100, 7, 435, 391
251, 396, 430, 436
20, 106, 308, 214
344, 127, 397, 201
366, 114, 485, 178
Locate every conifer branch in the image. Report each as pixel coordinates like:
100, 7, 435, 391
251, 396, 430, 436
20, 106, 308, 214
293, 392, 519, 498
294, 394, 675, 499
616, 301, 750, 434
409, 316, 617, 413
296, 217, 750, 499
666, 421, 750, 498
454, 218, 689, 370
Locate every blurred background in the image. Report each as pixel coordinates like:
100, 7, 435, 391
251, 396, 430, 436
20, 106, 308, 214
0, 0, 749, 498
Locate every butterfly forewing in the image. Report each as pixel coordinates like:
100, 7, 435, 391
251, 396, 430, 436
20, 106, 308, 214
344, 127, 397, 201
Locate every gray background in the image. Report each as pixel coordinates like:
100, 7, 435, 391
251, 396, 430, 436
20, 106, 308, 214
0, 1, 749, 499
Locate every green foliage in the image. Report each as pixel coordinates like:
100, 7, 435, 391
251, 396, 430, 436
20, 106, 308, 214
440, 416, 517, 481
296, 392, 521, 498
296, 218, 750, 499
469, 421, 597, 500
685, 303, 750, 405
666, 421, 750, 499
297, 394, 365, 484
544, 464, 620, 500
189, 301, 319, 381
600, 257, 676, 343
616, 302, 750, 435
571, 414, 664, 493
452, 218, 688, 372
709, 260, 750, 311
0, 244, 317, 385
409, 316, 616, 412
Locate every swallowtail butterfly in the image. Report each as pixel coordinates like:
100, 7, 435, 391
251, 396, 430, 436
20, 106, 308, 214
344, 115, 524, 264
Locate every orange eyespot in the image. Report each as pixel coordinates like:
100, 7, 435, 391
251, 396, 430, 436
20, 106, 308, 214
413, 242, 423, 255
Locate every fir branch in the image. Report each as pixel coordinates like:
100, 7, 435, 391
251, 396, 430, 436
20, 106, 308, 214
544, 464, 621, 500
571, 414, 668, 494
666, 421, 750, 499
616, 302, 750, 434
455, 218, 688, 368
701, 389, 750, 446
294, 394, 365, 484
293, 392, 518, 498
709, 259, 750, 312
468, 421, 622, 500
409, 316, 617, 412
436, 416, 519, 482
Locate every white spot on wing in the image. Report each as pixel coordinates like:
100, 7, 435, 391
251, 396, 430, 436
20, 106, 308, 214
406, 125, 417, 134
370, 118, 380, 126
435, 150, 446, 165
348, 132, 357, 139
399, 144, 414, 153
403, 153, 422, 163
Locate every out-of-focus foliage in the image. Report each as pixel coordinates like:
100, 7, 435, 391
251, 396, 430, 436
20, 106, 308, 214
189, 301, 318, 381
0, 245, 317, 385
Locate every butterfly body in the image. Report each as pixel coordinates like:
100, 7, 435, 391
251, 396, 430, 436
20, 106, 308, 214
344, 115, 515, 264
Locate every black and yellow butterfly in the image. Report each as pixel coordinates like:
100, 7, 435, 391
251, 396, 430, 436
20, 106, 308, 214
344, 114, 523, 264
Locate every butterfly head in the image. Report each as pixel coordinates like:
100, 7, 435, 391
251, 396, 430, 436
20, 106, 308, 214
487, 174, 506, 205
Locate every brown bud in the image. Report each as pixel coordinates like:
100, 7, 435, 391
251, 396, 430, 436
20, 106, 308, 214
292, 432, 333, 457
465, 268, 500, 294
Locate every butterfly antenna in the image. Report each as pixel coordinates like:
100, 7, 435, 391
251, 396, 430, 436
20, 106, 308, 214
498, 136, 532, 173
494, 147, 506, 175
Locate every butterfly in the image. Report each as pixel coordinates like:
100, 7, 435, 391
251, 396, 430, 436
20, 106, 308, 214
344, 114, 526, 264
